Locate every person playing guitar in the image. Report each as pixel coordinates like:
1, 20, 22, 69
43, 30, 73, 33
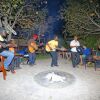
28, 37, 38, 66
45, 36, 59, 67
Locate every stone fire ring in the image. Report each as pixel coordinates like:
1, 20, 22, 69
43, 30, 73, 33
34, 70, 76, 88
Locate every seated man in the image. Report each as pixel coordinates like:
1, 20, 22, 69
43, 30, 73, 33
8, 39, 21, 73
0, 27, 14, 70
93, 45, 100, 60
82, 45, 92, 65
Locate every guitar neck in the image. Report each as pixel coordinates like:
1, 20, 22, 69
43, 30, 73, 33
0, 42, 7, 48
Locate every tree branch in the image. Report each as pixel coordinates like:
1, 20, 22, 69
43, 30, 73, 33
94, 9, 100, 18
88, 15, 100, 28
11, 4, 32, 28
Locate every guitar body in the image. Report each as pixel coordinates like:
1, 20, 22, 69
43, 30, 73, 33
45, 44, 66, 52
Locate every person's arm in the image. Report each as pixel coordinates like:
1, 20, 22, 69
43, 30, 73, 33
8, 43, 17, 48
70, 41, 80, 48
70, 45, 77, 48
70, 41, 76, 48
28, 39, 33, 48
34, 43, 38, 50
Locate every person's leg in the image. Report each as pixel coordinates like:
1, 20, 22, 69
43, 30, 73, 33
0, 51, 14, 69
9, 58, 16, 73
50, 51, 55, 67
82, 55, 86, 65
32, 52, 36, 64
80, 55, 83, 65
14, 56, 21, 68
76, 52, 80, 65
10, 57, 15, 71
71, 52, 77, 67
8, 58, 14, 71
53, 51, 58, 66
29, 53, 33, 64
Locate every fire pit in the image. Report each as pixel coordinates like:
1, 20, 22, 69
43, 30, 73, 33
34, 70, 76, 88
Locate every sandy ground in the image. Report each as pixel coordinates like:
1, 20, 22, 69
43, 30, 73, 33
0, 57, 100, 100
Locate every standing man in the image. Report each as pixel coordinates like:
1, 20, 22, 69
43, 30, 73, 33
28, 37, 38, 66
70, 36, 80, 68
45, 36, 59, 67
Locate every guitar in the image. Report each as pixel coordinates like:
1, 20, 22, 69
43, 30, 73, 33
0, 42, 16, 48
45, 44, 52, 52
45, 44, 67, 52
0, 42, 8, 48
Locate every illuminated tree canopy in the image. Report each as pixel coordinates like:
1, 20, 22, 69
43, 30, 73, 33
0, 0, 48, 29
61, 0, 100, 36
60, 0, 100, 48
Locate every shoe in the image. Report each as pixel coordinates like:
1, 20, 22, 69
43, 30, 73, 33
29, 63, 35, 67
51, 65, 54, 67
29, 64, 33, 67
11, 70, 16, 74
55, 65, 59, 67
5, 68, 10, 71
76, 64, 80, 68
15, 67, 22, 70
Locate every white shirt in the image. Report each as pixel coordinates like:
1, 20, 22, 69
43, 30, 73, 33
70, 40, 80, 52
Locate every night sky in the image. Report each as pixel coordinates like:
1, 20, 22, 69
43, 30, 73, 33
47, 0, 65, 38
24, 0, 65, 39
47, 0, 64, 16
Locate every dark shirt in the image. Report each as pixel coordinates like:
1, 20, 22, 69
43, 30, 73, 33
0, 40, 8, 53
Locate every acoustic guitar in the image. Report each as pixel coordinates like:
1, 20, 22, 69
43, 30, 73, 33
45, 44, 67, 52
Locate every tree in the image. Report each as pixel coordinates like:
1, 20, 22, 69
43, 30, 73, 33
60, 0, 100, 48
61, 0, 100, 36
0, 0, 48, 39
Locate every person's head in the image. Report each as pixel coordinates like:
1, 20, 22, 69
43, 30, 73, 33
74, 35, 78, 41
54, 36, 58, 41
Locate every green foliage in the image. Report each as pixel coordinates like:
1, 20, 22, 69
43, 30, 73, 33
0, 0, 48, 31
60, 0, 100, 49
37, 53, 50, 60
0, 0, 24, 16
60, 0, 100, 35
80, 35, 100, 49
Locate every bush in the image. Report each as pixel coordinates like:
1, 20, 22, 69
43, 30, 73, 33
80, 35, 100, 49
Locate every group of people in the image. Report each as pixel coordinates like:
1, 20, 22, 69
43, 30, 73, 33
0, 27, 100, 74
45, 35, 100, 68
0, 31, 59, 73
70, 36, 100, 68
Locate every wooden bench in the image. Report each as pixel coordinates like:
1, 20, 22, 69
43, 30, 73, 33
0, 56, 7, 80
